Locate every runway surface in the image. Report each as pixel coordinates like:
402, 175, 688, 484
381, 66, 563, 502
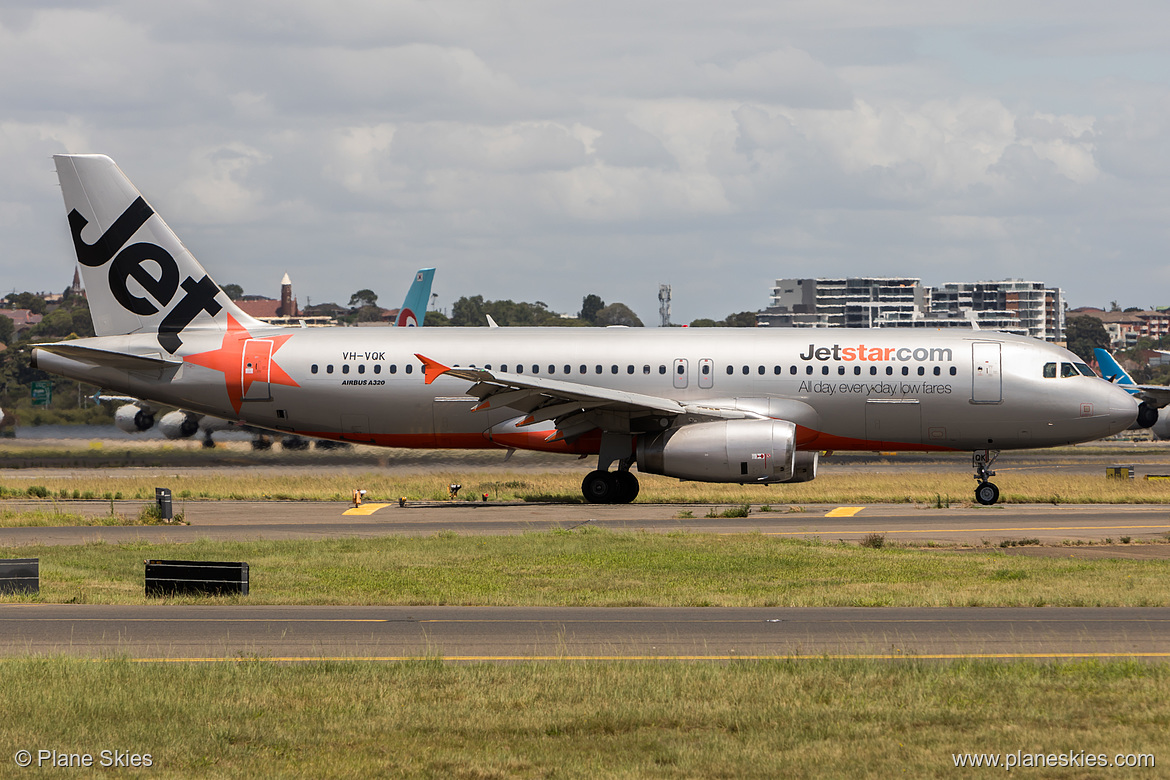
1, 499, 1169, 549
2, 605, 1167, 661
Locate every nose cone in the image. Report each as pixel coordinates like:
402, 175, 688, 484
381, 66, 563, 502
1103, 383, 1141, 436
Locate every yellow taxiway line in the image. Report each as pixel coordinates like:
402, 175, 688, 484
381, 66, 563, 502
342, 503, 391, 516
766, 524, 1170, 536
824, 507, 865, 517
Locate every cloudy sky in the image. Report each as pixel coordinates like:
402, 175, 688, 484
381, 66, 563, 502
3, 1, 1169, 324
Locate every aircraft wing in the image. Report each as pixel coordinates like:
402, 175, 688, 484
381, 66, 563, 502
32, 343, 182, 372
1121, 385, 1170, 409
416, 354, 754, 441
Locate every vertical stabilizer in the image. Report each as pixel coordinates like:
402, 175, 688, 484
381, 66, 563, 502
396, 267, 435, 327
54, 154, 265, 353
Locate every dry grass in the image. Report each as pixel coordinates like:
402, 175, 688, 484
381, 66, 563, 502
0, 658, 1164, 778
5, 469, 1170, 505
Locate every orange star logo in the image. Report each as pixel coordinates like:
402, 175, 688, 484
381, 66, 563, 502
183, 314, 299, 414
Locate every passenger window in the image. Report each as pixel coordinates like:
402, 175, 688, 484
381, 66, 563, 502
774, 366, 781, 375
659, 365, 666, 374
933, 366, 940, 376
517, 365, 524, 374
374, 364, 381, 374
1043, 362, 1056, 378
311, 364, 318, 374
726, 366, 734, 375
917, 366, 924, 376
870, 366, 877, 375
886, 366, 893, 376
676, 365, 684, 375
806, 366, 813, 375
611, 365, 618, 374
627, 365, 635, 374
564, 365, 571, 374
949, 366, 957, 376
790, 366, 797, 375
405, 364, 413, 374
596, 365, 603, 374
532, 365, 539, 374
342, 364, 350, 374
837, 366, 845, 375
389, 365, 397, 374
358, 364, 365, 374
484, 365, 492, 371
821, 366, 829, 375
1061, 362, 1077, 378
854, 366, 861, 375
643, 365, 651, 374
702, 364, 710, 375
579, 365, 587, 374
326, 365, 334, 374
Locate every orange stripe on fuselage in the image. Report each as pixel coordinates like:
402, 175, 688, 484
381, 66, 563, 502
294, 425, 956, 455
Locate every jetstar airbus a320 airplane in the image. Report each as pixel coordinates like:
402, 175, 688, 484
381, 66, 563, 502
34, 154, 1140, 505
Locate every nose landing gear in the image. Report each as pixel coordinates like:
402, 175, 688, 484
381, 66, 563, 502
973, 449, 1000, 505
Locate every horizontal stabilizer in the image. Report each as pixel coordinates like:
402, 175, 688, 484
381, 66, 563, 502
32, 344, 181, 371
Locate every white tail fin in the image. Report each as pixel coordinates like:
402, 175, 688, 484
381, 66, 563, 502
54, 154, 264, 353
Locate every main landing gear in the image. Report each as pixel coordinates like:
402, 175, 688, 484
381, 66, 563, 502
582, 469, 640, 504
973, 449, 1000, 505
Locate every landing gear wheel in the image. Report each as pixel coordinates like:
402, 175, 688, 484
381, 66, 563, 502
582, 470, 617, 504
974, 481, 1000, 506
612, 471, 640, 504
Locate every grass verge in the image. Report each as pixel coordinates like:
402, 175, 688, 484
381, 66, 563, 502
2, 530, 1167, 606
8, 468, 1170, 504
0, 657, 1163, 778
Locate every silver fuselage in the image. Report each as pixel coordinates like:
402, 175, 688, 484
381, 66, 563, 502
35, 326, 1139, 454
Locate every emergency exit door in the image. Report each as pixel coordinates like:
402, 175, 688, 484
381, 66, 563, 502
242, 339, 273, 401
971, 342, 1002, 404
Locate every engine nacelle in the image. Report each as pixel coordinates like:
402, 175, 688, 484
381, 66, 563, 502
787, 451, 819, 483
158, 410, 201, 439
637, 419, 796, 483
114, 404, 155, 433
1136, 402, 1159, 430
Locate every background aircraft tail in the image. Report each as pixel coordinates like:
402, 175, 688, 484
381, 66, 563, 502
53, 154, 263, 353
1094, 348, 1135, 385
396, 268, 435, 327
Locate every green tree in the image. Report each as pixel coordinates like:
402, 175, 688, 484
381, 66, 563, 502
348, 289, 378, 309
451, 295, 487, 326
4, 292, 46, 314
594, 303, 643, 327
722, 311, 759, 327
579, 294, 604, 324
222, 284, 244, 300
688, 318, 719, 327
1065, 315, 1110, 362
0, 315, 13, 345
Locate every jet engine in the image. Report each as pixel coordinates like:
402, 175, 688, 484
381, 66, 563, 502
114, 404, 155, 433
788, 451, 819, 483
157, 410, 201, 439
1137, 402, 1159, 430
636, 419, 797, 483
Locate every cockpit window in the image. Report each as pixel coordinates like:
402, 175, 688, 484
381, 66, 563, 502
1043, 362, 1056, 378
1075, 363, 1096, 377
1061, 362, 1078, 378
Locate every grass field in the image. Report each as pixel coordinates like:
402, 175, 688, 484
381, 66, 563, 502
0, 657, 1162, 778
2, 530, 1167, 607
6, 467, 1170, 506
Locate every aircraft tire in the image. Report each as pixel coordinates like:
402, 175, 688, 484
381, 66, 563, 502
582, 470, 617, 504
613, 471, 639, 504
974, 481, 1000, 506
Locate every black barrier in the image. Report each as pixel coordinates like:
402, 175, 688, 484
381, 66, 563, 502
145, 560, 248, 597
0, 558, 39, 594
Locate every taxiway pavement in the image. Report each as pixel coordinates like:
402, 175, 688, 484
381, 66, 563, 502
2, 605, 1166, 661
1, 500, 1168, 548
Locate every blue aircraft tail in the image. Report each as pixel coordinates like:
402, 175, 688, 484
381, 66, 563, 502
1094, 348, 1135, 386
396, 268, 435, 327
